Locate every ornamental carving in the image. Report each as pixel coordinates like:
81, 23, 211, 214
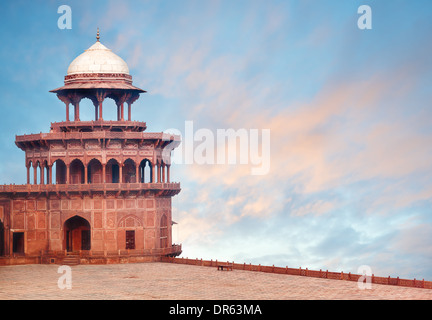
68, 141, 82, 149
85, 142, 101, 150
65, 73, 133, 80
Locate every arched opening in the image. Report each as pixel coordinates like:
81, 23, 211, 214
102, 97, 119, 121
34, 161, 41, 185
106, 159, 120, 183
70, 159, 84, 184
27, 161, 33, 185
123, 158, 136, 183
87, 159, 103, 184
160, 215, 168, 248
64, 216, 91, 252
43, 160, 49, 184
53, 159, 67, 184
66, 103, 74, 122
155, 161, 163, 183
139, 159, 153, 183
160, 162, 166, 183
78, 97, 97, 122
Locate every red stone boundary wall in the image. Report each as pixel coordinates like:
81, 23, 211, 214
161, 256, 432, 290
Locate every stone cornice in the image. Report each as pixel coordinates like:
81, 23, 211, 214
0, 182, 181, 198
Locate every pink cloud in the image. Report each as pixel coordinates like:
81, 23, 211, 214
179, 63, 432, 220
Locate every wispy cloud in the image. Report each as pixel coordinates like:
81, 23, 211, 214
1, 0, 431, 280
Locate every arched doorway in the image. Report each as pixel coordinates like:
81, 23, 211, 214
106, 158, 120, 183
70, 159, 85, 184
87, 158, 103, 184
139, 159, 153, 183
123, 159, 136, 183
53, 159, 67, 184
64, 216, 91, 252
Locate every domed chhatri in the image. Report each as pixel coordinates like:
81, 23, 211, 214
67, 28, 129, 76
0, 32, 182, 264
50, 30, 146, 124
67, 41, 130, 75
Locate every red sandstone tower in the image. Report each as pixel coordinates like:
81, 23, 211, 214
0, 31, 182, 264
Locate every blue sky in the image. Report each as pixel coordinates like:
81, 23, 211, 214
1, 0, 432, 280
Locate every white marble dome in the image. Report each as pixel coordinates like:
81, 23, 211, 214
67, 41, 130, 75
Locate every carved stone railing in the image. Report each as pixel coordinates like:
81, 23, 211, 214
40, 244, 182, 259
50, 120, 146, 130
161, 256, 432, 290
16, 131, 180, 143
0, 182, 181, 194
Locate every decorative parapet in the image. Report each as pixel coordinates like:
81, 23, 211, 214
0, 182, 181, 196
40, 244, 182, 259
16, 130, 180, 144
50, 120, 147, 132
161, 257, 432, 290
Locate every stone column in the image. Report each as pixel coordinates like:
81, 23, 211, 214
47, 165, 52, 185
69, 93, 82, 122
99, 102, 103, 121
33, 164, 38, 185
75, 103, 80, 121
66, 103, 70, 122
66, 164, 70, 184
102, 163, 106, 183
40, 165, 44, 185
57, 94, 71, 122
135, 164, 139, 183
126, 93, 139, 122
119, 164, 123, 183
84, 165, 88, 184
94, 105, 99, 121
115, 93, 129, 122
26, 165, 30, 185
96, 90, 106, 121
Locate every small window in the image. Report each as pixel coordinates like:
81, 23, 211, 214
126, 230, 135, 250
13, 232, 24, 254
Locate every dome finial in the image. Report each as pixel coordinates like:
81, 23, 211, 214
96, 28, 100, 42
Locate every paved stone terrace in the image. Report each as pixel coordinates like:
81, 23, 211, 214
0, 262, 431, 300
